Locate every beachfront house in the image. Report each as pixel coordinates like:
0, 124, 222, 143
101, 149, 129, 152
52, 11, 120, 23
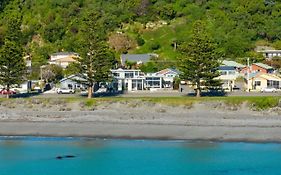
154, 68, 180, 88
111, 68, 146, 91
222, 60, 246, 72
216, 66, 242, 91
111, 68, 178, 92
49, 52, 79, 69
247, 73, 281, 91
241, 63, 275, 74
59, 74, 87, 90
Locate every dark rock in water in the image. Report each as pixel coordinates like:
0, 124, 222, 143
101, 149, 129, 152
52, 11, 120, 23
56, 156, 63, 160
65, 155, 76, 158
56, 155, 76, 160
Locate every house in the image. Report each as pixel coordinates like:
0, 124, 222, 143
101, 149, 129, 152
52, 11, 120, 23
154, 68, 180, 88
111, 68, 146, 91
49, 52, 79, 68
247, 73, 281, 91
59, 74, 87, 90
222, 60, 245, 71
111, 68, 173, 91
241, 63, 275, 74
120, 53, 158, 66
258, 50, 281, 59
216, 66, 241, 91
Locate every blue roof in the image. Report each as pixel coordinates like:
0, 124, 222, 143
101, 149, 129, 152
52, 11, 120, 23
219, 66, 236, 71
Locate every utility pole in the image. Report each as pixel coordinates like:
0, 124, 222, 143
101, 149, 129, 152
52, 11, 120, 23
247, 57, 250, 92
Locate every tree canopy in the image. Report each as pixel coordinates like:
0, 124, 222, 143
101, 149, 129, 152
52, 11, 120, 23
0, 1, 26, 98
178, 20, 221, 97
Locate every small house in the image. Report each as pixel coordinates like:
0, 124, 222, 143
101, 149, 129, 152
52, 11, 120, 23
247, 73, 281, 91
49, 52, 79, 68
216, 66, 241, 91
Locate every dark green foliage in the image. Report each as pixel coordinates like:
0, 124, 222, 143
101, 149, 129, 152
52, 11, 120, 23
1, 0, 281, 69
0, 1, 26, 97
150, 42, 161, 50
74, 12, 117, 98
136, 35, 145, 46
178, 20, 221, 97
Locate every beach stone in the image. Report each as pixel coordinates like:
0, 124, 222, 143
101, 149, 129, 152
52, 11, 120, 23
278, 99, 281, 107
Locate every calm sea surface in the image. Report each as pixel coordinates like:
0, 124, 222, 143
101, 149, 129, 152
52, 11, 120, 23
0, 137, 281, 175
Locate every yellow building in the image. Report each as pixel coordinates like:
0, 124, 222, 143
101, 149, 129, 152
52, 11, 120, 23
248, 73, 281, 91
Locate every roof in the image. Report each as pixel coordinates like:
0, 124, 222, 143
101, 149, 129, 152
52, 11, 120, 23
50, 57, 76, 63
156, 68, 180, 75
51, 52, 79, 57
59, 74, 86, 83
222, 60, 245, 68
253, 63, 273, 70
219, 66, 236, 71
259, 50, 281, 53
255, 73, 281, 81
248, 72, 260, 79
121, 54, 156, 65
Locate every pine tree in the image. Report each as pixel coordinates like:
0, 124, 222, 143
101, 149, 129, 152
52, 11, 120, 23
0, 2, 26, 98
75, 12, 116, 98
178, 20, 221, 97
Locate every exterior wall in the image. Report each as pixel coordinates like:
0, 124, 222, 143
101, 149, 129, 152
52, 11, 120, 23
264, 52, 281, 59
250, 78, 267, 90
251, 64, 268, 73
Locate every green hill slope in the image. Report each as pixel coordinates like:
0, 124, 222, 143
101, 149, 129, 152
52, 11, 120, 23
1, 0, 281, 72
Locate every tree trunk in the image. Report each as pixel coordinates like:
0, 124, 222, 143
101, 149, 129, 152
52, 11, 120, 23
196, 80, 201, 97
6, 84, 10, 99
88, 86, 93, 98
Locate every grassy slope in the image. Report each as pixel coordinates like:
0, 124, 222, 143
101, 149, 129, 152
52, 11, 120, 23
126, 18, 192, 60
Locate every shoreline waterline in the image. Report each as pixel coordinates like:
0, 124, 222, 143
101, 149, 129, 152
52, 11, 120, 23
1, 121, 281, 143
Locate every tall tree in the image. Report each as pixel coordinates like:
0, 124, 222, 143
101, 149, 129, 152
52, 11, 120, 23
75, 12, 116, 98
0, 1, 26, 98
178, 20, 221, 97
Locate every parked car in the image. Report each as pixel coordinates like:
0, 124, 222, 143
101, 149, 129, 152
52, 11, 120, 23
0, 89, 17, 95
260, 87, 277, 93
56, 88, 75, 94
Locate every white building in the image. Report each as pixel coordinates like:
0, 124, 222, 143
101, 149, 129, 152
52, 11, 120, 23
49, 52, 79, 68
111, 69, 146, 91
216, 66, 241, 91
258, 50, 281, 59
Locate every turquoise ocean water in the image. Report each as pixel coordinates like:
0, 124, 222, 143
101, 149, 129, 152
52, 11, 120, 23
0, 137, 281, 175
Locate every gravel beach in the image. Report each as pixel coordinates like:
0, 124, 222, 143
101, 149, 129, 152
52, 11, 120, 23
0, 99, 281, 142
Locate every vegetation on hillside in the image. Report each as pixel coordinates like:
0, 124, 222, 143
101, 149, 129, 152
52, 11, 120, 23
1, 0, 281, 78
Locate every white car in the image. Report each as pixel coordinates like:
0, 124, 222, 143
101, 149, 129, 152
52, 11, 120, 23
261, 87, 277, 93
56, 88, 75, 94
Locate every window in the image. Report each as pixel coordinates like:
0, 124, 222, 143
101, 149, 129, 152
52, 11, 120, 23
125, 72, 134, 78
254, 81, 261, 86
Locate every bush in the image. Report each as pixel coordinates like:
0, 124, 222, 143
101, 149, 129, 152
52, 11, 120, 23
150, 42, 160, 50
136, 35, 145, 46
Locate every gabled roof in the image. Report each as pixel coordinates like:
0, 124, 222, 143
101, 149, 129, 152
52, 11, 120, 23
50, 57, 76, 62
59, 74, 86, 83
156, 68, 180, 75
51, 52, 79, 57
252, 73, 281, 81
50, 52, 79, 61
253, 63, 273, 70
222, 60, 245, 68
121, 54, 157, 65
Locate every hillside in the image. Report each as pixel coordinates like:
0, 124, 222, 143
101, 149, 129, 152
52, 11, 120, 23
1, 0, 281, 76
